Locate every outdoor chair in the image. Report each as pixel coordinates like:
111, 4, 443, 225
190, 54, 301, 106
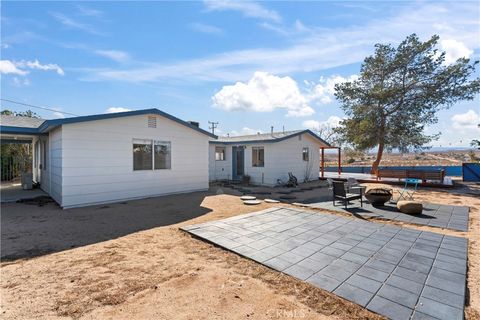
327, 178, 334, 190
397, 178, 420, 201
332, 181, 363, 209
287, 172, 298, 187
346, 177, 365, 195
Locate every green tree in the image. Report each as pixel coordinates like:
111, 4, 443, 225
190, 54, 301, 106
334, 34, 480, 174
0, 109, 39, 180
471, 139, 480, 150
1, 109, 39, 118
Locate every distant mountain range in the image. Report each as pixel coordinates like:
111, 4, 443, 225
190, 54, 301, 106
422, 147, 474, 152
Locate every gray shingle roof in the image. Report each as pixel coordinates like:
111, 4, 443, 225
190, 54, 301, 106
212, 129, 332, 147
215, 130, 303, 143
0, 115, 45, 128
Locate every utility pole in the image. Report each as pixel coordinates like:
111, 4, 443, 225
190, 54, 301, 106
208, 121, 219, 135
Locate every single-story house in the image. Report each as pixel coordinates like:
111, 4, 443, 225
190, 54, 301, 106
0, 109, 216, 208
209, 130, 336, 186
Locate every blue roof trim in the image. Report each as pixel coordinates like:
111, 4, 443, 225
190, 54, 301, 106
0, 126, 46, 136
210, 129, 332, 147
37, 108, 217, 138
1, 138, 34, 144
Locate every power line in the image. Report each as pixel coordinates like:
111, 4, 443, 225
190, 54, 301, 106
208, 121, 219, 135
0, 98, 80, 116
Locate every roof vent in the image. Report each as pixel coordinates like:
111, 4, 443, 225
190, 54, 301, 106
148, 116, 157, 128
188, 121, 199, 127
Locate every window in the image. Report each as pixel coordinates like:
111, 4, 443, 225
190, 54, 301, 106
133, 139, 153, 170
133, 139, 171, 170
302, 147, 309, 161
215, 146, 226, 161
154, 141, 171, 169
252, 147, 264, 167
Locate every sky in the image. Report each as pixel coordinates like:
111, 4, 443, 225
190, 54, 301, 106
1, 0, 479, 147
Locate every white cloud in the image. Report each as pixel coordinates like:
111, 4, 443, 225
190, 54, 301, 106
83, 2, 479, 83
0, 60, 28, 75
52, 111, 65, 119
259, 20, 311, 36
212, 72, 314, 117
106, 107, 132, 113
190, 23, 224, 35
12, 77, 30, 86
50, 12, 104, 35
307, 75, 358, 104
452, 110, 480, 131
204, 0, 281, 22
15, 59, 64, 75
230, 127, 263, 136
302, 116, 343, 131
77, 5, 103, 17
94, 50, 130, 63
440, 39, 474, 64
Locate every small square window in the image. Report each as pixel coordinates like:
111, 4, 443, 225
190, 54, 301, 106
302, 147, 309, 161
215, 146, 226, 161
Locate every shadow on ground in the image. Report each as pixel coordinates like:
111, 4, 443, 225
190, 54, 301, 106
1, 190, 213, 261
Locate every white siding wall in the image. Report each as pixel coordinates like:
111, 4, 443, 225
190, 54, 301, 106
49, 127, 63, 204
209, 133, 322, 186
209, 144, 232, 181
59, 114, 209, 208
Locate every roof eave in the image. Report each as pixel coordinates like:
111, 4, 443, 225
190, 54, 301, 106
0, 126, 47, 136
38, 108, 217, 138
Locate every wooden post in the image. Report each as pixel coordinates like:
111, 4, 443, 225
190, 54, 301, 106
338, 148, 341, 175
321, 148, 325, 178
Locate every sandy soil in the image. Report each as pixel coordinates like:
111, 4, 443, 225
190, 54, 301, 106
1, 183, 479, 320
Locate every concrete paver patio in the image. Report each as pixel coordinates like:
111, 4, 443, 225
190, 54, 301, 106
298, 199, 469, 232
182, 207, 468, 320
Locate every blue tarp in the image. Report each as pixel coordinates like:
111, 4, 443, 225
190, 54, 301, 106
462, 163, 480, 182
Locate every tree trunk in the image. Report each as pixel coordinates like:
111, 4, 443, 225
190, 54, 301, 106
371, 142, 384, 175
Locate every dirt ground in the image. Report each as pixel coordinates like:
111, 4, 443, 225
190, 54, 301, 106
1, 183, 479, 320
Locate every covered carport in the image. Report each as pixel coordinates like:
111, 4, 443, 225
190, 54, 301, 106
0, 115, 48, 202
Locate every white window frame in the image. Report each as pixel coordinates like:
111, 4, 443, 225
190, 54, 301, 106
215, 146, 226, 161
133, 138, 172, 171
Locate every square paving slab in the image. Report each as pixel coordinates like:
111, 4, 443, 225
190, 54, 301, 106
182, 208, 468, 320
299, 200, 469, 232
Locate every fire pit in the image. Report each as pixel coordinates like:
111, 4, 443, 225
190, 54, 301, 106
365, 188, 392, 206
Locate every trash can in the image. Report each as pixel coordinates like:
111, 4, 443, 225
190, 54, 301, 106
21, 173, 33, 190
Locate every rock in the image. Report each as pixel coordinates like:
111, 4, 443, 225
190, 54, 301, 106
397, 200, 423, 215
240, 195, 256, 200
264, 199, 280, 203
243, 200, 262, 205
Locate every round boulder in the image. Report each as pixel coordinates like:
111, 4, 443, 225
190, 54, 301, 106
264, 199, 280, 203
243, 200, 262, 205
397, 201, 423, 215
240, 195, 256, 200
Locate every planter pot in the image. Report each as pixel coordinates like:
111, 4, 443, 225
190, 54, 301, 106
365, 188, 392, 206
